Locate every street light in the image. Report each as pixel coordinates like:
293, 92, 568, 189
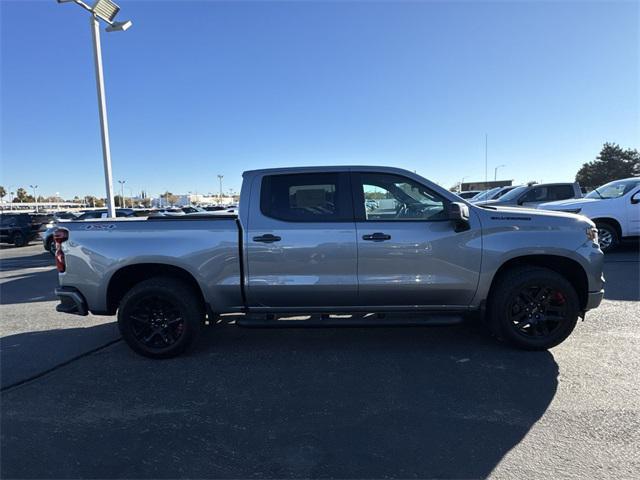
217, 175, 224, 205
57, 0, 133, 218
118, 179, 126, 208
29, 184, 39, 213
494, 164, 506, 181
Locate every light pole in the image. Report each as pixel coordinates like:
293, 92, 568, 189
57, 0, 132, 218
29, 185, 39, 213
494, 164, 506, 181
118, 179, 126, 207
217, 175, 224, 205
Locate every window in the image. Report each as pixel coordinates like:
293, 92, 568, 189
521, 187, 548, 203
260, 173, 351, 222
548, 185, 575, 200
356, 172, 447, 221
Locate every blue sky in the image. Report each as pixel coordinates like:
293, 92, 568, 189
1, 0, 638, 199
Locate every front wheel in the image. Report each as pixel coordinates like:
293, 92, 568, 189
487, 266, 580, 350
595, 221, 619, 253
118, 277, 203, 358
13, 232, 26, 247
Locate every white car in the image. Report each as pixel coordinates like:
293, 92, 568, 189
538, 177, 640, 252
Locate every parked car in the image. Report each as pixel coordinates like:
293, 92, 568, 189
538, 177, 640, 252
76, 208, 135, 220
457, 190, 482, 199
483, 182, 583, 208
53, 166, 604, 358
0, 213, 42, 247
470, 186, 517, 203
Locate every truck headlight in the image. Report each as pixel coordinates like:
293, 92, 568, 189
586, 227, 598, 243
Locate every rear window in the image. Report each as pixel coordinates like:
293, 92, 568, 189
548, 185, 575, 200
260, 173, 352, 222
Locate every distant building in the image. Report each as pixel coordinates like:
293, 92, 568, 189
461, 180, 513, 191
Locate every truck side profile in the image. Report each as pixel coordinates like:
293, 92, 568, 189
54, 166, 605, 358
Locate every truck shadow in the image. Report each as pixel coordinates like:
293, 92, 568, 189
0, 268, 58, 304
1, 321, 558, 479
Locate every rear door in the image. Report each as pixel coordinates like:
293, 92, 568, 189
352, 172, 482, 307
246, 172, 358, 308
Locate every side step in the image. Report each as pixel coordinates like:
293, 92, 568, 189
235, 312, 465, 328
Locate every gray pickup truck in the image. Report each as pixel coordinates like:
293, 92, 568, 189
54, 166, 605, 358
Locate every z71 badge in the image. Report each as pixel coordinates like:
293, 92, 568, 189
84, 224, 116, 230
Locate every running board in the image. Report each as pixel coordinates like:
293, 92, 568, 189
234, 312, 465, 328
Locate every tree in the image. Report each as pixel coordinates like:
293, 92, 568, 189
15, 188, 28, 202
0, 186, 6, 200
161, 191, 179, 206
576, 143, 640, 189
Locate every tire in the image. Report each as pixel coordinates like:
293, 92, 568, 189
47, 238, 56, 256
487, 266, 580, 350
117, 277, 203, 359
12, 232, 26, 247
595, 221, 619, 253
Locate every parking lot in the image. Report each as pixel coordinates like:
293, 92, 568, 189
0, 241, 638, 478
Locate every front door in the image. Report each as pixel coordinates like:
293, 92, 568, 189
627, 186, 640, 236
246, 172, 358, 308
352, 172, 482, 307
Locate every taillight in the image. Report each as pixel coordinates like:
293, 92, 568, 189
54, 229, 69, 273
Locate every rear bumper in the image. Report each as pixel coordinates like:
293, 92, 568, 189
55, 287, 88, 316
585, 289, 604, 311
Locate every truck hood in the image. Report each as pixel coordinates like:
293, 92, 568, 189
475, 203, 592, 224
537, 197, 601, 210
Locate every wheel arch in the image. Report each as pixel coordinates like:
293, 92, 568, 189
592, 217, 622, 238
488, 255, 589, 311
106, 263, 206, 315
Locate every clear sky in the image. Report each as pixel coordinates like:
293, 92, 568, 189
1, 0, 638, 199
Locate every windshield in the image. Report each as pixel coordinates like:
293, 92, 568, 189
494, 185, 528, 202
586, 179, 640, 199
471, 187, 501, 201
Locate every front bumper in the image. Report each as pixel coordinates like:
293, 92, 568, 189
585, 289, 604, 311
55, 287, 88, 316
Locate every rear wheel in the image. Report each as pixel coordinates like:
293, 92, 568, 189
12, 232, 26, 247
47, 238, 56, 255
118, 277, 203, 358
488, 266, 580, 350
595, 221, 619, 253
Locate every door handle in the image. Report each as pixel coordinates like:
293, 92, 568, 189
253, 234, 282, 243
362, 232, 391, 242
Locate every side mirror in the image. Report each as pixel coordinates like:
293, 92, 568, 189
448, 202, 470, 232
632, 192, 640, 204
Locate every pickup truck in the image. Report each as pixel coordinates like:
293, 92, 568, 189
482, 182, 583, 208
538, 177, 640, 252
53, 166, 605, 358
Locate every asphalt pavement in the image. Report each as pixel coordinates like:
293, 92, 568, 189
0, 241, 639, 479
